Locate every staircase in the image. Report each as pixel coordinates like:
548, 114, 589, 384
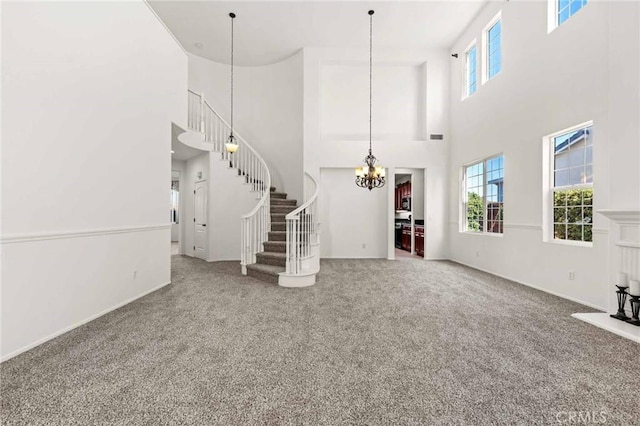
245, 188, 297, 284
183, 90, 319, 287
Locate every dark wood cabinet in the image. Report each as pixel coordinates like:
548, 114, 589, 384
401, 224, 411, 251
395, 181, 412, 210
415, 226, 424, 257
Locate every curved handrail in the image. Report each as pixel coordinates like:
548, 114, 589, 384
286, 172, 318, 221
285, 172, 320, 275
201, 97, 272, 219
187, 89, 271, 270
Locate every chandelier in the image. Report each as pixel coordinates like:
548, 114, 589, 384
355, 10, 385, 191
225, 12, 239, 154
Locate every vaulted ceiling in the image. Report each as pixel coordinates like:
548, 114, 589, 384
148, 1, 489, 66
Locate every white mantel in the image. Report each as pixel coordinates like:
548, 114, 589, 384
598, 209, 640, 225
572, 209, 640, 343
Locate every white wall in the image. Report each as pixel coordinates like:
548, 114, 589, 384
208, 157, 261, 262
319, 168, 387, 258
1, 1, 187, 360
188, 52, 304, 203
447, 0, 639, 310
304, 47, 450, 260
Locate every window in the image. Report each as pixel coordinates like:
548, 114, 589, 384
550, 124, 593, 243
483, 13, 502, 83
464, 44, 477, 97
558, 0, 588, 26
463, 155, 504, 234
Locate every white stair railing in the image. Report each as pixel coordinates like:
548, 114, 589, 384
285, 172, 320, 275
187, 90, 271, 272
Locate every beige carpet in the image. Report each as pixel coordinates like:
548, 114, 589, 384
1, 256, 638, 425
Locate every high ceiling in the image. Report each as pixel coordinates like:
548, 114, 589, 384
148, 1, 490, 66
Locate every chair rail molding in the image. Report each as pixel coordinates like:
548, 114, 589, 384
1, 224, 171, 245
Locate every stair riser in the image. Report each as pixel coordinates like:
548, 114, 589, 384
247, 268, 279, 284
256, 254, 286, 268
271, 193, 287, 199
263, 243, 286, 253
271, 206, 297, 214
271, 223, 286, 232
268, 232, 286, 242
271, 214, 286, 223
270, 199, 297, 206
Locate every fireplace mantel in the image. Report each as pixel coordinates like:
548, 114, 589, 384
598, 209, 640, 224
572, 209, 640, 343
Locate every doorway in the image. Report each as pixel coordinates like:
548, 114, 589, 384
193, 180, 208, 260
393, 169, 425, 260
171, 170, 181, 255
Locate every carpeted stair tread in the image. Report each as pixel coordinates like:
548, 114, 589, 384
268, 231, 286, 241
256, 251, 287, 267
271, 205, 298, 214
263, 241, 287, 253
257, 251, 287, 259
270, 199, 297, 205
245, 263, 283, 284
271, 222, 286, 231
271, 214, 287, 223
271, 192, 288, 199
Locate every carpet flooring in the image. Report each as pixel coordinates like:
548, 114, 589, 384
1, 256, 639, 425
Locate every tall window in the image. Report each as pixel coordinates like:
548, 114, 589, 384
557, 0, 588, 26
464, 44, 477, 97
463, 155, 504, 234
551, 124, 593, 243
481, 12, 502, 84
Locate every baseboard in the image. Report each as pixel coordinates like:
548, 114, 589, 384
1, 281, 172, 363
450, 259, 606, 312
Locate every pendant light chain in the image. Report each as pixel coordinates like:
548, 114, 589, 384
369, 10, 372, 156
355, 10, 384, 191
230, 13, 234, 136
225, 12, 239, 154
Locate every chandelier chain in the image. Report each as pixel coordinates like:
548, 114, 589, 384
369, 11, 372, 156
230, 14, 234, 136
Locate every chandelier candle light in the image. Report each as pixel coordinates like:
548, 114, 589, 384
225, 12, 239, 154
355, 10, 385, 191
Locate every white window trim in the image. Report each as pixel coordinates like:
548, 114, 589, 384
460, 153, 505, 236
481, 11, 502, 85
462, 39, 477, 100
547, 0, 559, 33
542, 120, 594, 246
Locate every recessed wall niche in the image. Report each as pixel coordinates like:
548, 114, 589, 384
320, 62, 426, 141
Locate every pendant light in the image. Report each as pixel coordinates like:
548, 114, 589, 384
225, 12, 239, 154
355, 10, 385, 191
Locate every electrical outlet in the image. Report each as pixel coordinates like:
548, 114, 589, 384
475, 251, 480, 257
362, 243, 366, 249
568, 271, 575, 280
133, 270, 137, 279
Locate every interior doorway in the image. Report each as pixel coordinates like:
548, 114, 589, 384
393, 169, 425, 260
171, 170, 180, 256
193, 180, 208, 260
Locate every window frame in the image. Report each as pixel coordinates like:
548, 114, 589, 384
481, 11, 502, 84
462, 40, 478, 99
542, 121, 594, 247
461, 154, 505, 236
547, 0, 589, 33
